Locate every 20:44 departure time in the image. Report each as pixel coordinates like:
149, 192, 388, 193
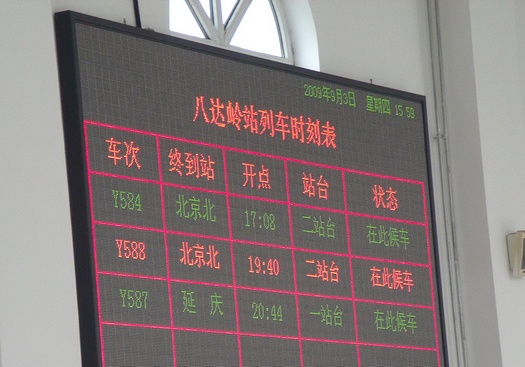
252, 302, 283, 322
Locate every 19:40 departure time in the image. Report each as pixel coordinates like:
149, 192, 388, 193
248, 256, 280, 276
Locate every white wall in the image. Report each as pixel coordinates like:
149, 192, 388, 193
310, 0, 433, 95
449, 0, 525, 366
435, 0, 525, 364
0, 1, 81, 366
433, 0, 503, 365
2, 0, 523, 366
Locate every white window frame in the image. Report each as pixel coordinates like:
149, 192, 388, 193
170, 0, 293, 64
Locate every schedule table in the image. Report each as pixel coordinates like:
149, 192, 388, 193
87, 120, 441, 366
56, 11, 446, 366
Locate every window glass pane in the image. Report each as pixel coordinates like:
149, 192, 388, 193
198, 0, 211, 18
221, 0, 238, 24
169, 0, 205, 38
169, 0, 286, 59
230, 0, 282, 57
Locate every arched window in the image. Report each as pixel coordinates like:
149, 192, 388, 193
169, 0, 292, 62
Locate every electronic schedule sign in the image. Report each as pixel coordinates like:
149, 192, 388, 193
55, 11, 447, 367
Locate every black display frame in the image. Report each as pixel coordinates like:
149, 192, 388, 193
54, 10, 448, 366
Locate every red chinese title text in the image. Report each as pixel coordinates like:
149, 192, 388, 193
193, 96, 337, 149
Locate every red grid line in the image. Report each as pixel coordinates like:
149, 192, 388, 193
89, 170, 426, 227
92, 220, 164, 233
354, 341, 438, 352
344, 169, 362, 366
351, 255, 431, 268
84, 122, 106, 367
423, 182, 442, 367
345, 211, 426, 226
298, 337, 438, 352
96, 271, 435, 310
353, 298, 434, 309
285, 160, 305, 367
99, 321, 438, 352
222, 147, 244, 366
156, 136, 178, 366
88, 170, 160, 185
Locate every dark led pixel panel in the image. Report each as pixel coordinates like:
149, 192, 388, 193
55, 11, 446, 367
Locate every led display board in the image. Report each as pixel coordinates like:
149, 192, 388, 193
55, 11, 446, 366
